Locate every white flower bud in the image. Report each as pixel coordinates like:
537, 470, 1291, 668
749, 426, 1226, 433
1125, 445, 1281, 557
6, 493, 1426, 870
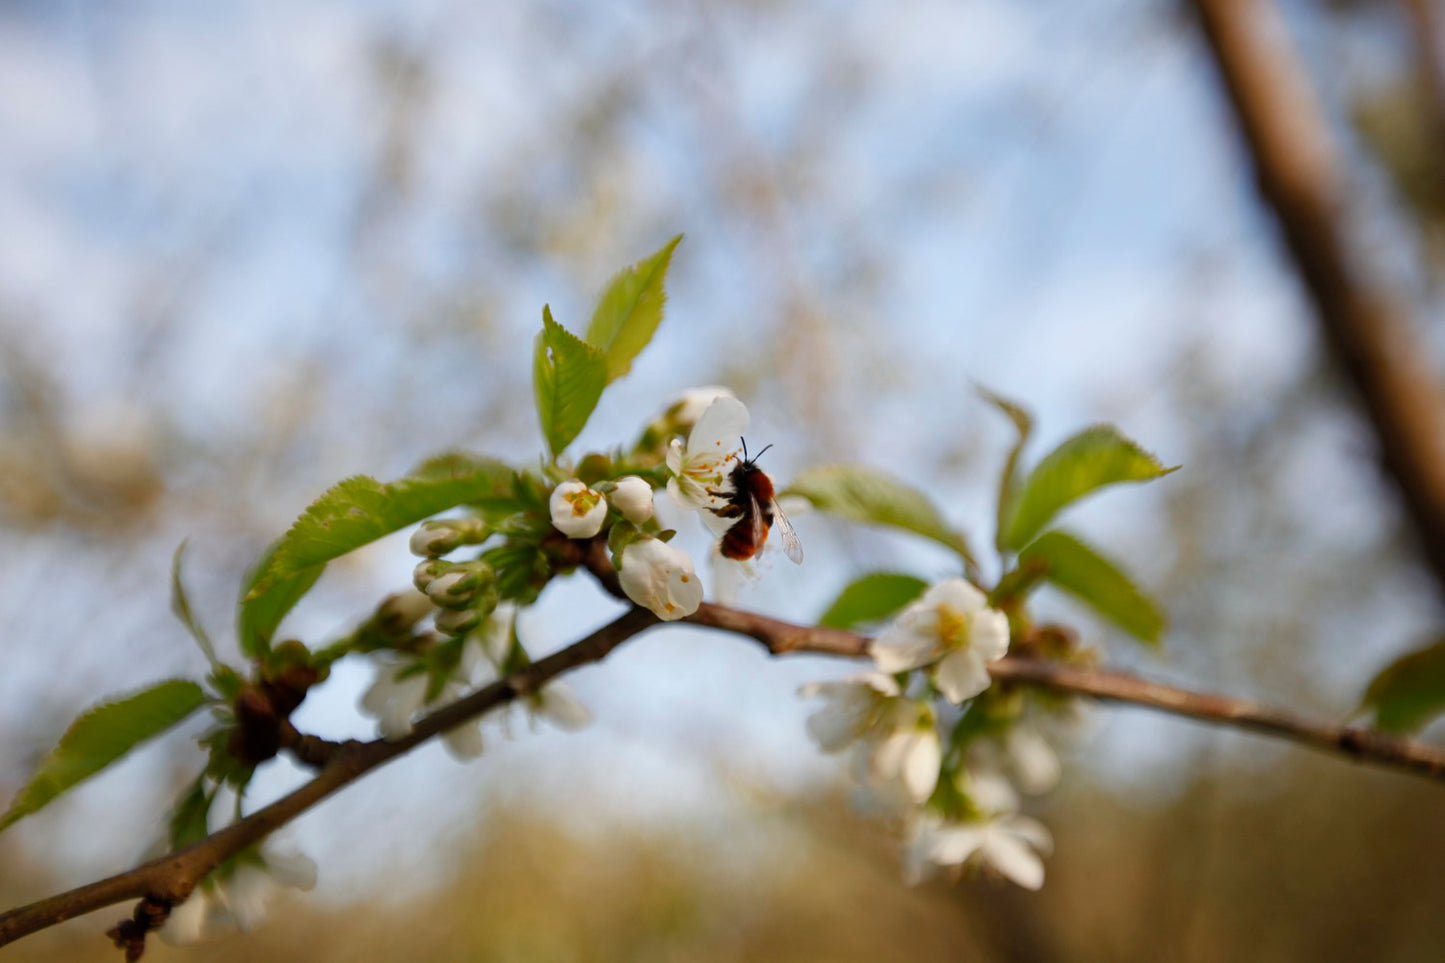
609, 475, 654, 524
618, 538, 703, 621
549, 480, 607, 539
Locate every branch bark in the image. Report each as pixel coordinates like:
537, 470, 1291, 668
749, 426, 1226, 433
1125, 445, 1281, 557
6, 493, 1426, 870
1191, 0, 1445, 596
5, 599, 1445, 950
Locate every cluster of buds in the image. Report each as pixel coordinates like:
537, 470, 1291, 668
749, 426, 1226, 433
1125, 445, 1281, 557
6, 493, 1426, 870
412, 558, 499, 636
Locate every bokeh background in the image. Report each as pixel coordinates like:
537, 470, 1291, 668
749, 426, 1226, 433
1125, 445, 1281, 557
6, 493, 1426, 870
3, 0, 1445, 959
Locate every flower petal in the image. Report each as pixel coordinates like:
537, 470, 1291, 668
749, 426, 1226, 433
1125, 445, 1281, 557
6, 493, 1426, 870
870, 626, 939, 673
981, 832, 1046, 890
933, 649, 993, 703
972, 608, 1011, 662
687, 396, 749, 455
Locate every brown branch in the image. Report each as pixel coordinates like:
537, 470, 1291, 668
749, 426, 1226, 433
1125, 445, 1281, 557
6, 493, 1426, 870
1191, 0, 1445, 595
7, 595, 1445, 950
0, 606, 658, 949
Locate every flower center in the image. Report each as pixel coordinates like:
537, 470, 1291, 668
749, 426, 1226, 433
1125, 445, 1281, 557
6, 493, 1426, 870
937, 606, 972, 650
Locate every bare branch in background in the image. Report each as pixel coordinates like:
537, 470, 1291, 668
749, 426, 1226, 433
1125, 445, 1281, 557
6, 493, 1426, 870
1191, 0, 1445, 596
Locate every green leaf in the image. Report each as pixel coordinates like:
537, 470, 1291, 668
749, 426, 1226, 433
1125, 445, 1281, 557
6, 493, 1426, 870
819, 573, 929, 629
170, 541, 218, 670
977, 387, 1034, 555
534, 306, 609, 458
168, 774, 214, 851
1362, 638, 1445, 734
237, 541, 324, 660
784, 464, 977, 564
1018, 529, 1164, 645
1, 680, 208, 832
1002, 425, 1177, 551
247, 457, 515, 600
585, 235, 682, 381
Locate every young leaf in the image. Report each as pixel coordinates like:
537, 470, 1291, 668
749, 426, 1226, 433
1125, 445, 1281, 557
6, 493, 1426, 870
171, 541, 219, 670
0, 680, 208, 832
237, 541, 324, 660
819, 572, 929, 629
585, 235, 683, 381
1361, 638, 1445, 734
1017, 529, 1164, 645
534, 306, 609, 458
1002, 425, 1177, 551
247, 457, 514, 599
978, 387, 1034, 555
784, 464, 977, 564
168, 774, 214, 851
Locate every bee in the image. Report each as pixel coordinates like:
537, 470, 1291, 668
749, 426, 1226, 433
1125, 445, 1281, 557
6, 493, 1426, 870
710, 439, 804, 564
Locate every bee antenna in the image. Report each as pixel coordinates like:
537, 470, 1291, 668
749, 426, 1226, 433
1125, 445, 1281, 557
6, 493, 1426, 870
740, 437, 749, 462
752, 443, 774, 462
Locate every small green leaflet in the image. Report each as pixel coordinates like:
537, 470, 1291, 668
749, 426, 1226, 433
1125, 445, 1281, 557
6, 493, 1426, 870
784, 464, 978, 565
819, 572, 929, 630
585, 235, 682, 382
534, 306, 609, 459
1001, 425, 1177, 552
171, 540, 219, 670
237, 540, 324, 660
1361, 638, 1445, 734
1017, 529, 1164, 646
246, 456, 515, 600
0, 680, 208, 832
977, 387, 1034, 555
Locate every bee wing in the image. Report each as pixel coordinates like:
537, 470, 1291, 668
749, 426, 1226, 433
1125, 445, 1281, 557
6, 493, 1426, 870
770, 499, 804, 564
748, 492, 769, 552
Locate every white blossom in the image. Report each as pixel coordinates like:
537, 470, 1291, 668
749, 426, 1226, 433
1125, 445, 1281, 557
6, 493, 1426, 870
866, 704, 944, 805
549, 479, 607, 539
359, 657, 429, 740
609, 475, 655, 524
525, 680, 592, 731
903, 812, 1053, 890
665, 396, 748, 525
618, 537, 704, 620
799, 672, 902, 753
160, 846, 316, 945
870, 578, 1010, 703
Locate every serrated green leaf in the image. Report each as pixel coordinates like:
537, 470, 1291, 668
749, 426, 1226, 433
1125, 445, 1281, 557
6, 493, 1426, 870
978, 386, 1034, 555
237, 540, 324, 660
534, 306, 609, 458
585, 235, 682, 381
784, 464, 977, 564
1018, 529, 1164, 645
818, 572, 929, 629
1002, 425, 1177, 551
171, 541, 218, 670
1362, 638, 1445, 734
1, 680, 208, 832
247, 457, 515, 601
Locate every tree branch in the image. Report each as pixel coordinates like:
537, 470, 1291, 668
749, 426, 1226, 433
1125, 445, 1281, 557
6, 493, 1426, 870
1191, 0, 1445, 596
0, 606, 658, 949
6, 597, 1445, 951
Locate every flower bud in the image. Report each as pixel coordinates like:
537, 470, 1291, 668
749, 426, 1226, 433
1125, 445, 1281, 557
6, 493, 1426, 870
410, 517, 489, 558
434, 605, 484, 637
550, 480, 607, 538
413, 558, 450, 592
377, 590, 434, 635
609, 475, 655, 524
618, 537, 703, 621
